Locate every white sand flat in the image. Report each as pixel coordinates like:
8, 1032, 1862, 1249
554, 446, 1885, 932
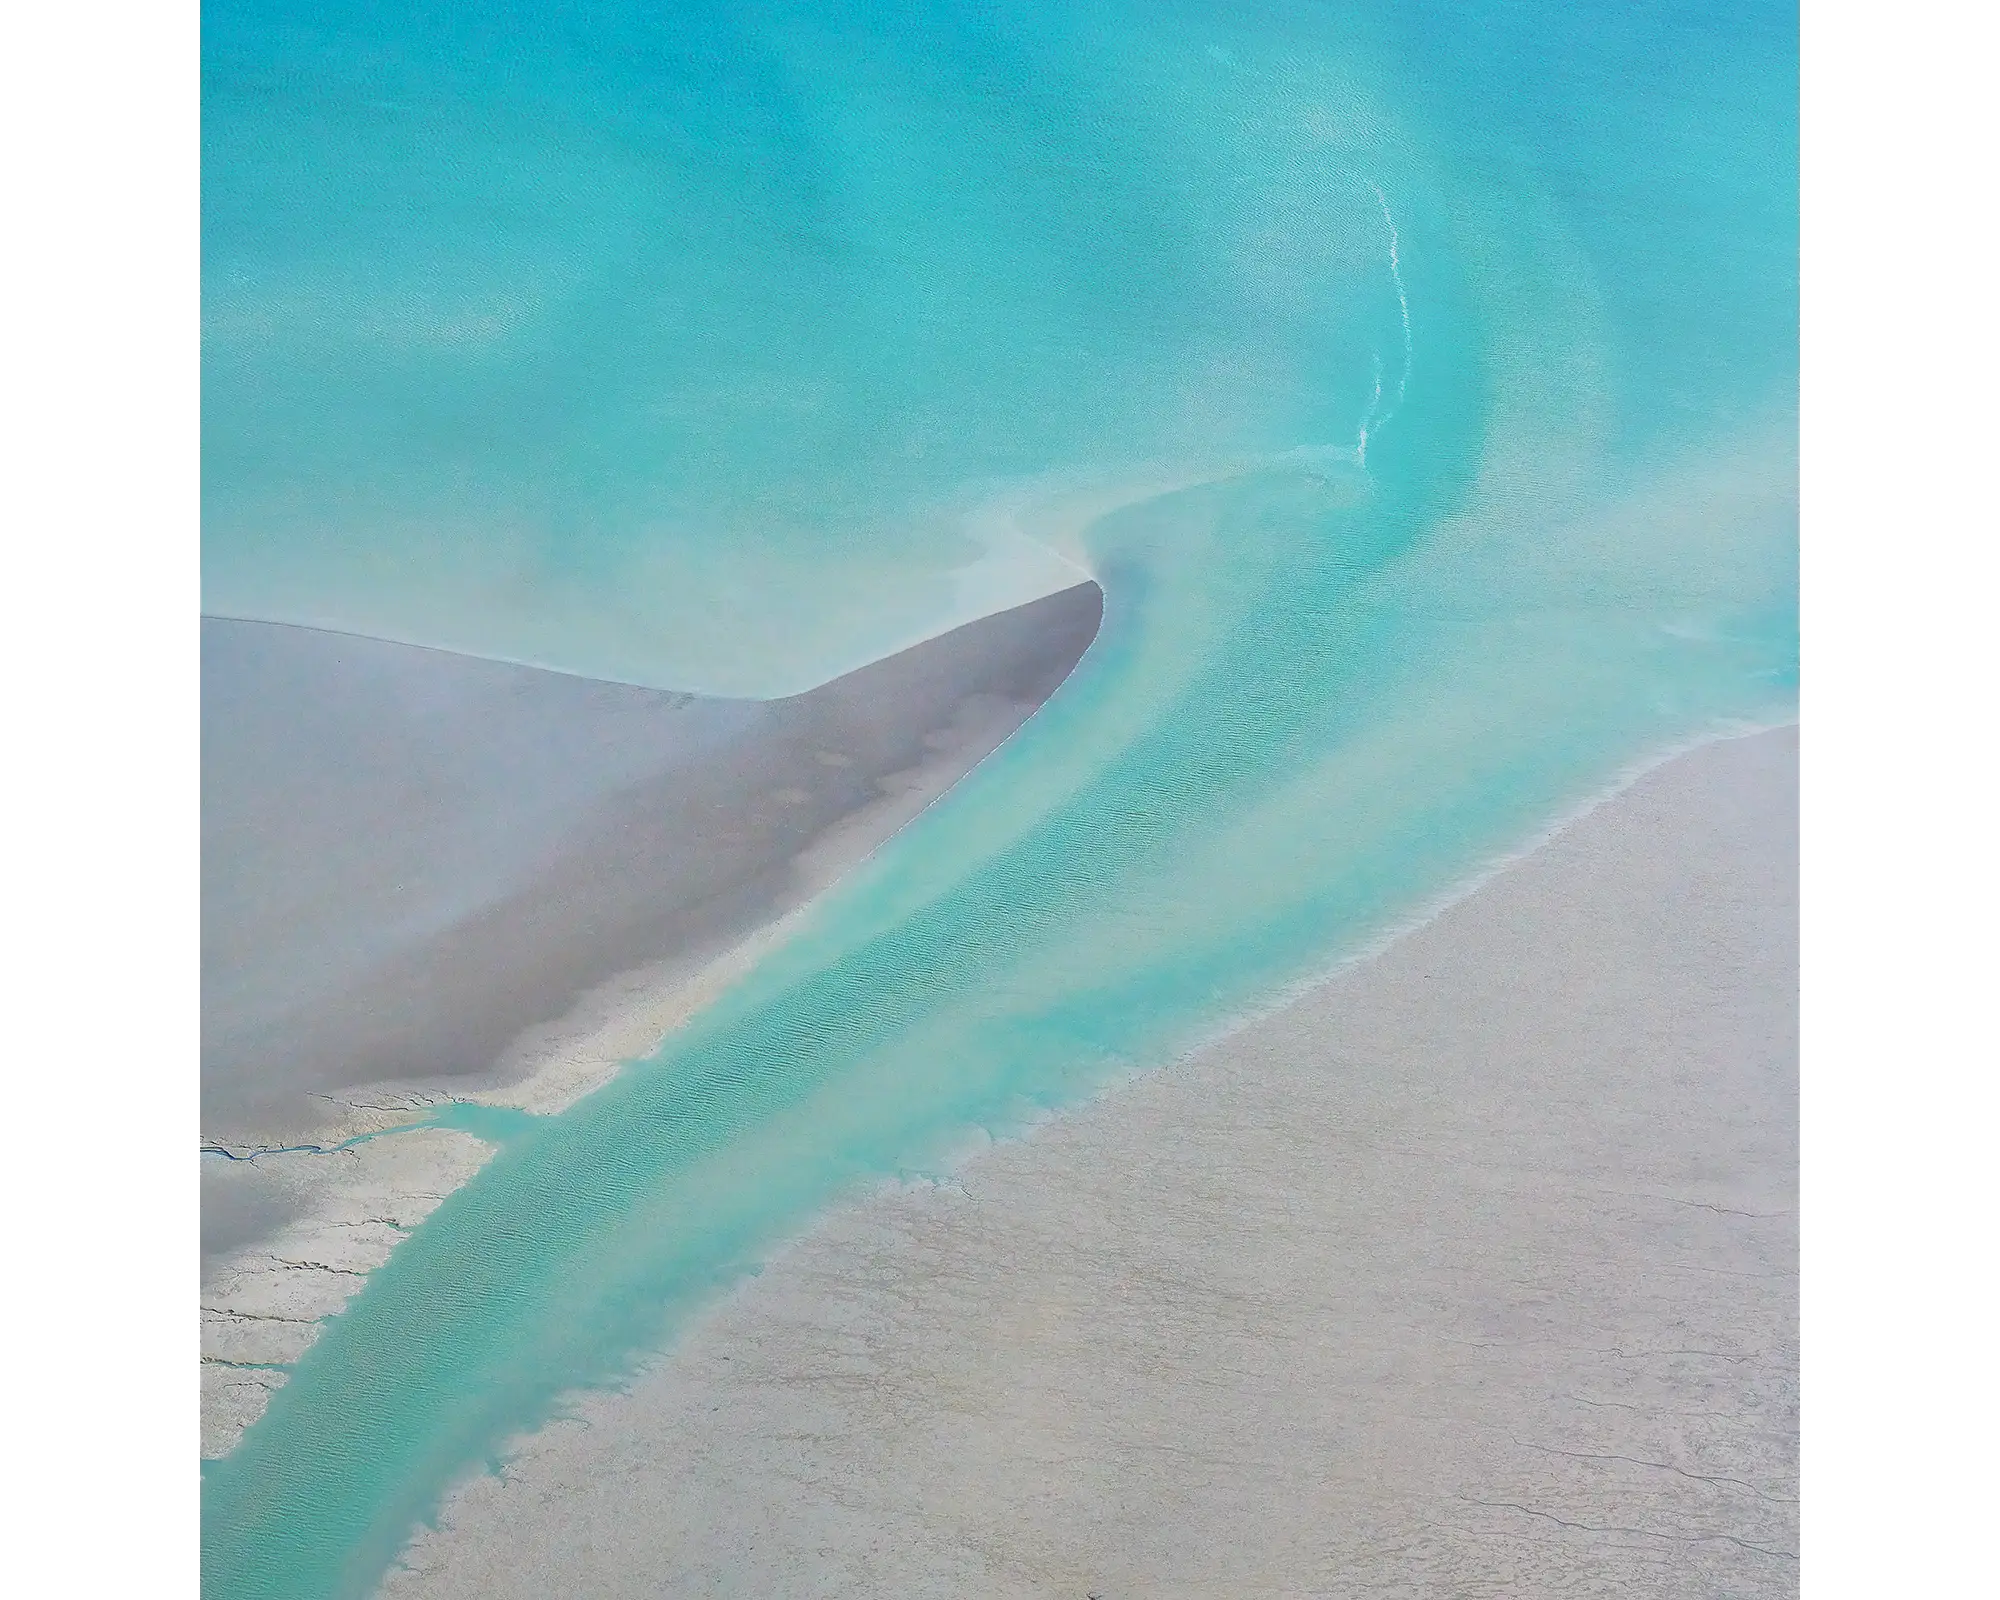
380, 727, 1797, 1599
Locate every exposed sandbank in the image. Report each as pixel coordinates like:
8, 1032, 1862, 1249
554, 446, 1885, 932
203, 583, 1103, 1148
201, 584, 1104, 1456
381, 726, 1798, 1598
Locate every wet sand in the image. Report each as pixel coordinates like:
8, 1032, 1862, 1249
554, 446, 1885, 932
380, 726, 1798, 1598
200, 585, 1103, 1454
203, 584, 1104, 1153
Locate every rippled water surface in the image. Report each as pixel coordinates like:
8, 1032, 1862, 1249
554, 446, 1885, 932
202, 2, 1796, 1593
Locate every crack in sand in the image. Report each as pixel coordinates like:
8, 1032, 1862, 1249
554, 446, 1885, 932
1461, 1499, 1797, 1560
1510, 1439, 1787, 1502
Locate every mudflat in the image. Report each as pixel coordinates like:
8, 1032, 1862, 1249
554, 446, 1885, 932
381, 726, 1798, 1599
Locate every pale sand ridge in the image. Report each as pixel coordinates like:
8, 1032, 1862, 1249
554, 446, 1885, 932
381, 726, 1797, 1598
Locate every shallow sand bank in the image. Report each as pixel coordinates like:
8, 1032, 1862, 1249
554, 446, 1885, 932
201, 585, 1103, 1455
381, 726, 1797, 1598
203, 583, 1103, 1151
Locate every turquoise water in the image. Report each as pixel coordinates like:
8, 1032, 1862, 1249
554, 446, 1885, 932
202, 2, 1796, 1594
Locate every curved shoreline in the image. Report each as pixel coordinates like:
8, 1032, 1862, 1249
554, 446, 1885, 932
383, 726, 1798, 1599
203, 434, 1799, 1598
201, 585, 1106, 1457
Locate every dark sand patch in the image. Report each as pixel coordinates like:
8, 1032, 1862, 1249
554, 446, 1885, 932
202, 583, 1102, 1152
380, 727, 1797, 1599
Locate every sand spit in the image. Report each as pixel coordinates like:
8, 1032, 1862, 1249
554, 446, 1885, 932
200, 585, 1103, 1456
381, 726, 1797, 1599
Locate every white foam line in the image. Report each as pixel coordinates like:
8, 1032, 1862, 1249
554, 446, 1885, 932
1356, 179, 1414, 466
1372, 181, 1414, 412
1357, 354, 1385, 466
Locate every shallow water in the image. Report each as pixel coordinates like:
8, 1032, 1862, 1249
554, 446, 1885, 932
201, 2, 1796, 1594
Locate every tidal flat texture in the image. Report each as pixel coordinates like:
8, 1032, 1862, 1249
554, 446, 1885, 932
200, 585, 1101, 1454
200, 3, 1797, 1588
382, 727, 1797, 1600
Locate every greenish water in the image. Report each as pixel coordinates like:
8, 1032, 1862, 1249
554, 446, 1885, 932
201, 1, 1795, 1594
